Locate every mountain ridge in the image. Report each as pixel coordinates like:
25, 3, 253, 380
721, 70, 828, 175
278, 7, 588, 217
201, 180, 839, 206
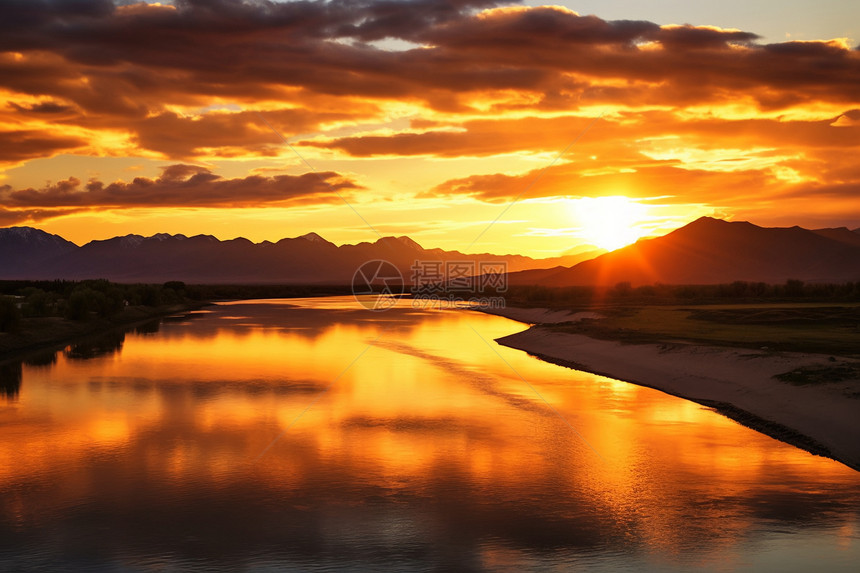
509, 217, 860, 287
0, 226, 593, 284
4, 218, 859, 286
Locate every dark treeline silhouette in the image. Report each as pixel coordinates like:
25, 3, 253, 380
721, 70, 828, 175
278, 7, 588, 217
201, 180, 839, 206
0, 279, 190, 332
0, 296, 20, 333
503, 280, 860, 307
0, 280, 361, 333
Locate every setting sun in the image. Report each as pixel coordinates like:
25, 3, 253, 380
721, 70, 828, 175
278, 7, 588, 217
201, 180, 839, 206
572, 196, 650, 251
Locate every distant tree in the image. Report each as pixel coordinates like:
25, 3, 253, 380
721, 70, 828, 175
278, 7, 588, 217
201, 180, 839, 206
138, 285, 162, 307
0, 297, 22, 333
750, 282, 769, 297
65, 287, 106, 321
100, 287, 125, 317
163, 281, 186, 293
731, 281, 749, 297
613, 281, 632, 297
65, 289, 89, 321
23, 288, 51, 317
676, 286, 698, 299
636, 285, 656, 296
784, 279, 805, 297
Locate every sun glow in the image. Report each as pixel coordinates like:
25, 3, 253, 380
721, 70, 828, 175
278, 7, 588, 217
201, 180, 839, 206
573, 196, 650, 251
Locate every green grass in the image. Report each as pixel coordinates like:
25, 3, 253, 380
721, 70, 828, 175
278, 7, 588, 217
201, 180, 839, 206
551, 302, 860, 357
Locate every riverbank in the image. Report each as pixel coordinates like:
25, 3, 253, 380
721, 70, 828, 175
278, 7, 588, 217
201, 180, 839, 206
485, 306, 860, 471
479, 306, 605, 324
0, 302, 209, 361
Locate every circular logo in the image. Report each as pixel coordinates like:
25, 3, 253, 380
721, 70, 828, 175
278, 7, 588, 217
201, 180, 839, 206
351, 259, 405, 311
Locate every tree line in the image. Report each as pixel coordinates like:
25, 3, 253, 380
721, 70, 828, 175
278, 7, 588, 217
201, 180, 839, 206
503, 280, 860, 307
0, 279, 189, 333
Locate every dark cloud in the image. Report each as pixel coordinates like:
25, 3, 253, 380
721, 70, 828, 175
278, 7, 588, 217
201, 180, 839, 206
304, 111, 860, 158
130, 107, 374, 159
653, 24, 758, 48
0, 205, 83, 226
337, 0, 507, 41
420, 7, 660, 48
0, 0, 856, 124
0, 164, 361, 208
8, 100, 75, 114
0, 0, 114, 34
0, 129, 87, 162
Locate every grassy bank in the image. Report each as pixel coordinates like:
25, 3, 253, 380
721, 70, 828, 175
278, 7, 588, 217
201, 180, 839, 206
547, 302, 860, 357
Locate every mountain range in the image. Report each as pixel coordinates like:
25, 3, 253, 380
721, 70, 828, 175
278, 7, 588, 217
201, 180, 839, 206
1, 218, 858, 286
0, 227, 591, 284
509, 217, 860, 286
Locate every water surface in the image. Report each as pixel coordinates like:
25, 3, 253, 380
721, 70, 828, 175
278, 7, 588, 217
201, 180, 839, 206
1, 297, 858, 571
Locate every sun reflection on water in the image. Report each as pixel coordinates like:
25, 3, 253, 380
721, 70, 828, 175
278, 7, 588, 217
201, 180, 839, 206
0, 297, 857, 570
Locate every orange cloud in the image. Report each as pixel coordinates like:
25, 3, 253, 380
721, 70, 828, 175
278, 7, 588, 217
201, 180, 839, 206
0, 128, 87, 163
129, 108, 375, 159
0, 164, 360, 209
2, 2, 858, 141
0, 0, 858, 236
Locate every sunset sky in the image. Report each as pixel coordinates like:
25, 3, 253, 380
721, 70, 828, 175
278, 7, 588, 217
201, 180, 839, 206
1, 0, 858, 257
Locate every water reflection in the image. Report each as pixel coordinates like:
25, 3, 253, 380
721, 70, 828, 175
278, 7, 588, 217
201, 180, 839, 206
0, 361, 21, 399
134, 318, 162, 336
0, 297, 858, 572
23, 350, 57, 368
63, 330, 126, 360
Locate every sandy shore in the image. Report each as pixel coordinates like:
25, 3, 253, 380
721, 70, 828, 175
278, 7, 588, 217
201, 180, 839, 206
485, 308, 860, 471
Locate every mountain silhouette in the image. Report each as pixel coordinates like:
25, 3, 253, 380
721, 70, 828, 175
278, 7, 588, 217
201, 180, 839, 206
812, 227, 860, 249
0, 227, 77, 277
0, 227, 589, 284
511, 217, 860, 286
5, 218, 857, 286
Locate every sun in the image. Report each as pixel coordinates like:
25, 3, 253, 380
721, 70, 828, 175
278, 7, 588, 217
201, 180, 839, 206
572, 196, 649, 251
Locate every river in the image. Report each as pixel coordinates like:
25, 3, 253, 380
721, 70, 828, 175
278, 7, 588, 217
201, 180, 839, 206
1, 297, 858, 571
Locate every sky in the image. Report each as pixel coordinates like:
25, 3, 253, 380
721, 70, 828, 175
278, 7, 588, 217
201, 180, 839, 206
0, 0, 858, 257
